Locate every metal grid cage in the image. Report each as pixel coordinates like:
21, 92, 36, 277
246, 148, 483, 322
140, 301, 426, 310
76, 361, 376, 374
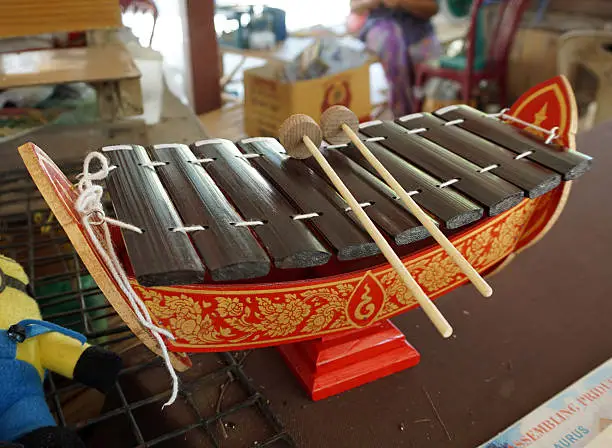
0, 163, 296, 448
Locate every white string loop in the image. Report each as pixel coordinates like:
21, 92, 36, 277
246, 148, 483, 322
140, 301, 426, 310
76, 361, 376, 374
545, 126, 559, 144
75, 151, 179, 408
487, 109, 560, 143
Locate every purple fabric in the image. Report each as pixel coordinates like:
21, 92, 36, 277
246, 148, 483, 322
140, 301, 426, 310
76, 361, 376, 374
360, 7, 433, 46
361, 10, 442, 117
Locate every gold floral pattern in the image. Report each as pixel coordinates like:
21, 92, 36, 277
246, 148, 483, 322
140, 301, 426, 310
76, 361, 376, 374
486, 201, 536, 265
134, 288, 231, 343
206, 296, 311, 338
380, 271, 415, 308
417, 253, 462, 292
216, 297, 244, 317
131, 197, 545, 350
301, 287, 348, 333
262, 297, 311, 337
302, 306, 336, 334
465, 228, 493, 265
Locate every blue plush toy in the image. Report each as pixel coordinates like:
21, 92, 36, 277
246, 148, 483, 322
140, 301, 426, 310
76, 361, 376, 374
0, 255, 122, 448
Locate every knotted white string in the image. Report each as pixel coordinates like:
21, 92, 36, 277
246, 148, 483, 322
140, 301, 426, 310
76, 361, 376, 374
74, 152, 179, 408
487, 109, 560, 144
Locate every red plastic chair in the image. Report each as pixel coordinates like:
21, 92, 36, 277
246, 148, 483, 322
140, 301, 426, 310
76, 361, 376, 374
413, 0, 531, 111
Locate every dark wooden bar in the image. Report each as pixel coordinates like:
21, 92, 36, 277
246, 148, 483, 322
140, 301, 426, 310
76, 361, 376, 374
190, 139, 331, 269
358, 121, 524, 216
434, 105, 593, 180
395, 113, 562, 199
102, 144, 206, 286
148, 144, 271, 281
236, 137, 380, 261
305, 147, 430, 246
336, 138, 484, 229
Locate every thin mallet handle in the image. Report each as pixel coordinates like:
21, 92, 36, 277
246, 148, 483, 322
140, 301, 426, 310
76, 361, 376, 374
302, 135, 453, 338
341, 123, 493, 298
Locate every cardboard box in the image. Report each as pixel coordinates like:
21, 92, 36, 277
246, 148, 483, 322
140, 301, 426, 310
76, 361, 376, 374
244, 62, 371, 138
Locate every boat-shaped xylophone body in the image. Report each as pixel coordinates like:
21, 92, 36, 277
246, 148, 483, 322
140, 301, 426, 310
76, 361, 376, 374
18, 76, 591, 399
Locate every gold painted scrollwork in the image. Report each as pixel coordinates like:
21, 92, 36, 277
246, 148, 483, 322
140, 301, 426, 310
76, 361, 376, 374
354, 284, 376, 321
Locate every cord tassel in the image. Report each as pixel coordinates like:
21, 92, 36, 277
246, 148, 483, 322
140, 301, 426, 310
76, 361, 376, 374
75, 152, 179, 408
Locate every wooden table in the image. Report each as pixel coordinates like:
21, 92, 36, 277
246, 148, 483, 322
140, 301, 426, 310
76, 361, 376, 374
0, 43, 143, 120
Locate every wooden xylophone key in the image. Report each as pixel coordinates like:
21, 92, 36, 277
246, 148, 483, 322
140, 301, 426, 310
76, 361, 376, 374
101, 145, 205, 286
396, 113, 562, 199
320, 106, 493, 299
319, 107, 483, 230
358, 120, 524, 216
147, 144, 271, 281
235, 137, 380, 260
335, 140, 483, 229
190, 138, 331, 269
311, 148, 429, 245
279, 113, 453, 338
435, 105, 593, 180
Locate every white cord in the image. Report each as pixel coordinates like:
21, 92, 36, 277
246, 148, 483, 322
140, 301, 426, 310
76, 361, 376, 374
231, 220, 265, 227
443, 119, 464, 126
438, 178, 460, 188
292, 212, 320, 220
545, 127, 559, 144
171, 225, 207, 233
487, 109, 559, 143
487, 108, 510, 118
74, 152, 179, 408
139, 161, 168, 170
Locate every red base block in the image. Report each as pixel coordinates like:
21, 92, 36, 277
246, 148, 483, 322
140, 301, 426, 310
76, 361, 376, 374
277, 319, 420, 401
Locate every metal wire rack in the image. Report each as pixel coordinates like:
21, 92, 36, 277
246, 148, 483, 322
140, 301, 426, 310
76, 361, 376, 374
0, 163, 296, 448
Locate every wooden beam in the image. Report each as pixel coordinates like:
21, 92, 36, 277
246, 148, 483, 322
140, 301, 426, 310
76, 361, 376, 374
186, 0, 221, 114
0, 0, 121, 39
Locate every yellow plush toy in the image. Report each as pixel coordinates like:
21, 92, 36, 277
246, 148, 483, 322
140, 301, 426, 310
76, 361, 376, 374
0, 254, 122, 448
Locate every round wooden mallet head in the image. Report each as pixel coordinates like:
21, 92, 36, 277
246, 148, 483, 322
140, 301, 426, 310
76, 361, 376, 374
279, 114, 323, 159
320, 105, 360, 145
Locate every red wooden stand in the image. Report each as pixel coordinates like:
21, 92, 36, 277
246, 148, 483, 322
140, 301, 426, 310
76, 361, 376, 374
277, 320, 420, 401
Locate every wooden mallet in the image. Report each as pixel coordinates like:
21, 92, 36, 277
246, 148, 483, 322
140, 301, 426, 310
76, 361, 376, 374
279, 114, 453, 338
320, 105, 493, 298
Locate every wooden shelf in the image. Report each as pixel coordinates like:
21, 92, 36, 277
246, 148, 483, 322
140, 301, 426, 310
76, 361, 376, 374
0, 44, 140, 89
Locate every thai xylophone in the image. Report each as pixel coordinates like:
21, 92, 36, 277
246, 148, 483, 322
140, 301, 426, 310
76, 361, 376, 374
18, 76, 592, 400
